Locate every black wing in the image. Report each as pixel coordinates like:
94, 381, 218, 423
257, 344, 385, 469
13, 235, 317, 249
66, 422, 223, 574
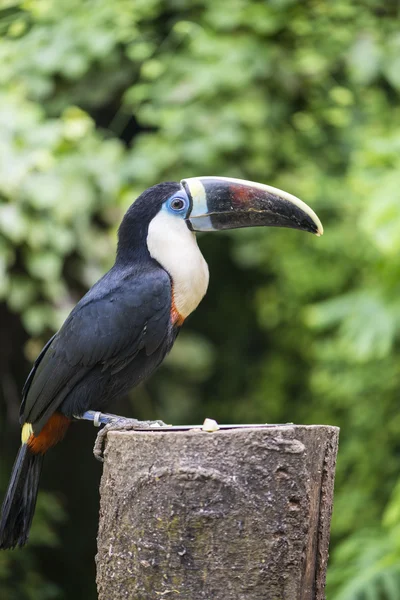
20, 266, 172, 433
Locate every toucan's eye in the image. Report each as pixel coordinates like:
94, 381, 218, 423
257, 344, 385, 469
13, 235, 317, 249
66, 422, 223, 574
166, 191, 189, 215
169, 197, 187, 212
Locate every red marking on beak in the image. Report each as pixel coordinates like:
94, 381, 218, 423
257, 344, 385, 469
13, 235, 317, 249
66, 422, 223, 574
230, 184, 257, 208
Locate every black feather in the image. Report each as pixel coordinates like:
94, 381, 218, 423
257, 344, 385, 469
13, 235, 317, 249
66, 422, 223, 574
2, 180, 184, 549
0, 444, 43, 549
20, 182, 183, 434
20, 263, 176, 432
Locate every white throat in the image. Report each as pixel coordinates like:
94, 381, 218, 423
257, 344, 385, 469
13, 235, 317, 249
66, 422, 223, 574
147, 210, 209, 319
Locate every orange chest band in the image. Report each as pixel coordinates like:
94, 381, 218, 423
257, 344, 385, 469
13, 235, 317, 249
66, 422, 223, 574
170, 293, 185, 327
23, 413, 71, 454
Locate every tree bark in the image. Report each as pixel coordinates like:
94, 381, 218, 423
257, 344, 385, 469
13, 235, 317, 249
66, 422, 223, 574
96, 424, 339, 600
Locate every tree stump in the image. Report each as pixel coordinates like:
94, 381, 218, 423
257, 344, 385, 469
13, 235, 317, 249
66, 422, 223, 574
96, 424, 339, 600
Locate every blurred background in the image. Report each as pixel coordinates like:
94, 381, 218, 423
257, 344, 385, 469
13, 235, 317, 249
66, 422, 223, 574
1, 0, 400, 598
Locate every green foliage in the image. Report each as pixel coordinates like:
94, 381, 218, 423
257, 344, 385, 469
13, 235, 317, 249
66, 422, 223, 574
0, 491, 65, 600
0, 90, 123, 335
328, 480, 400, 599
1, 0, 400, 598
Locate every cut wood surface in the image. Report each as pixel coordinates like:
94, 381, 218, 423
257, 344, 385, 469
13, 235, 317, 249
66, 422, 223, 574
96, 424, 339, 600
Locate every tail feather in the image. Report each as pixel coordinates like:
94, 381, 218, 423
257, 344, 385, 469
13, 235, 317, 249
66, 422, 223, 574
0, 444, 43, 549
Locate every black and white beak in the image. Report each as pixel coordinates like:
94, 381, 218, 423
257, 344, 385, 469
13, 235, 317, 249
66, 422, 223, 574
182, 176, 323, 236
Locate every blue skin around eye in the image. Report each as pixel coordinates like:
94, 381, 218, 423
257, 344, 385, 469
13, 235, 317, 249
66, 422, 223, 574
164, 192, 189, 216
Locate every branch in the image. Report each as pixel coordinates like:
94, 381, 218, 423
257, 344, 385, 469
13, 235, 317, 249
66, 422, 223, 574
96, 424, 339, 600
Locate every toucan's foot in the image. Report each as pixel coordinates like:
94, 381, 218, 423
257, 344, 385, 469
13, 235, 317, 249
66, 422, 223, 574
90, 414, 167, 462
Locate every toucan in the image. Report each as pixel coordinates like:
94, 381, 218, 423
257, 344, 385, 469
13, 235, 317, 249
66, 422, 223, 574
0, 176, 323, 549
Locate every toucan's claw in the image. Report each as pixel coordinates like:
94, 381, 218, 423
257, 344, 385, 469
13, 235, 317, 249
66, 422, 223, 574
92, 415, 167, 462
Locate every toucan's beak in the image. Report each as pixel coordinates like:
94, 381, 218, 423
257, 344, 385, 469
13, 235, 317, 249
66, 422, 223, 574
182, 176, 323, 236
